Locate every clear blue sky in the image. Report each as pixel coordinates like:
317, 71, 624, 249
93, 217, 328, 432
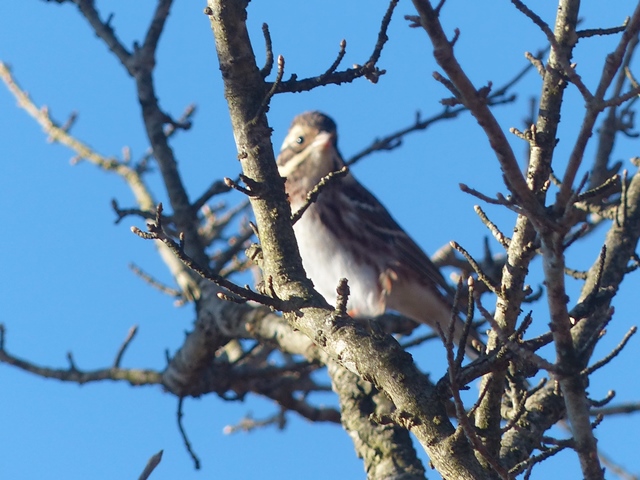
1, 2, 639, 479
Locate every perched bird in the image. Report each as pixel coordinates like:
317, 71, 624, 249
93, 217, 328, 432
276, 111, 482, 358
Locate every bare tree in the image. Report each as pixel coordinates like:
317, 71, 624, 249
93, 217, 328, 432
2, 1, 640, 479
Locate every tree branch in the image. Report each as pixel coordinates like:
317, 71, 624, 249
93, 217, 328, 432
206, 2, 492, 477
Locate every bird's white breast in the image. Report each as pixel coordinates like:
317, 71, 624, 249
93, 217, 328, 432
293, 206, 385, 317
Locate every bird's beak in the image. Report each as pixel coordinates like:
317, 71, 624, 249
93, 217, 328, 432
311, 131, 335, 152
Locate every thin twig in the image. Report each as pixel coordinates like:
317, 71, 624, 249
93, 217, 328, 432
113, 326, 139, 368
131, 204, 288, 310
581, 326, 637, 376
129, 263, 183, 298
320, 39, 347, 78
138, 450, 163, 480
439, 319, 511, 480
577, 23, 629, 39
475, 296, 558, 373
177, 397, 201, 470
260, 23, 274, 78
450, 242, 501, 296
591, 401, 640, 416
137, 450, 163, 480
474, 205, 511, 249
291, 167, 349, 224
588, 390, 615, 408
272, 0, 398, 93
223, 410, 287, 434
252, 55, 285, 124
0, 334, 162, 386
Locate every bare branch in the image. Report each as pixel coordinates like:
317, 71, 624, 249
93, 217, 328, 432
582, 326, 637, 376
591, 401, 640, 416
577, 22, 629, 39
291, 166, 349, 225
72, 0, 132, 68
271, 0, 398, 93
131, 204, 288, 311
450, 241, 501, 296
556, 4, 640, 214
474, 205, 511, 249
177, 398, 201, 470
138, 450, 163, 480
259, 23, 274, 78
0, 324, 163, 386
113, 325, 139, 368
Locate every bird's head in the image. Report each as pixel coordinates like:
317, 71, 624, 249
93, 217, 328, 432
276, 111, 344, 194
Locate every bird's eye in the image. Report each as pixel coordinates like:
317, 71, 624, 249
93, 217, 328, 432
295, 136, 304, 145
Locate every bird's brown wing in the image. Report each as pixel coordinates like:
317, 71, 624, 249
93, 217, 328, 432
337, 175, 455, 300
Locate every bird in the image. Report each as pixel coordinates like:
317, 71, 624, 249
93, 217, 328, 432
276, 111, 483, 358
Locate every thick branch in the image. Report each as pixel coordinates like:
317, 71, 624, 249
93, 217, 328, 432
206, 2, 491, 477
327, 361, 426, 480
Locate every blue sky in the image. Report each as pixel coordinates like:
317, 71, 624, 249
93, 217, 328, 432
1, 1, 639, 479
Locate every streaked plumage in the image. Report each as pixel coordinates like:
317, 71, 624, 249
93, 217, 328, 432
277, 111, 482, 357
